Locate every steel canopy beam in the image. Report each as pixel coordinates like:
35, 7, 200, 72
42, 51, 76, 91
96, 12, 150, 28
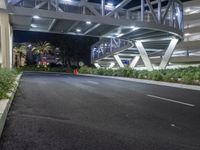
84, 0, 131, 35
135, 40, 154, 71
35, 1, 47, 9
159, 38, 179, 69
129, 56, 140, 69
114, 54, 125, 68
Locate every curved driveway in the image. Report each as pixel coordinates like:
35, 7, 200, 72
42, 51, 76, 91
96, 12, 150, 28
0, 72, 200, 150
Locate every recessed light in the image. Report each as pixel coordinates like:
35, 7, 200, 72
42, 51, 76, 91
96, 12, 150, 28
184, 33, 190, 36
76, 29, 81, 32
31, 24, 37, 28
33, 15, 40, 19
107, 2, 114, 7
86, 21, 92, 25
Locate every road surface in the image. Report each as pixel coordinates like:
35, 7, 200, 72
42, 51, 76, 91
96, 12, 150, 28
0, 72, 200, 150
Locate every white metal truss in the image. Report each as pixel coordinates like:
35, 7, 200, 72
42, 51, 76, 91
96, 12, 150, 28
129, 56, 140, 69
114, 54, 124, 68
94, 62, 101, 69
159, 38, 179, 69
108, 62, 115, 69
4, 0, 183, 70
91, 38, 133, 63
135, 41, 154, 71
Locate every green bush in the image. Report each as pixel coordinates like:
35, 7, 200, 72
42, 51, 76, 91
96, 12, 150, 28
152, 71, 163, 81
0, 69, 18, 99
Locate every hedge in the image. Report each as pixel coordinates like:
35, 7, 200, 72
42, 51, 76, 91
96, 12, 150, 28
79, 66, 200, 85
0, 69, 18, 99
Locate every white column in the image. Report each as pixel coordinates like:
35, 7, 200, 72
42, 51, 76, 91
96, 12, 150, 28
94, 62, 101, 69
0, 13, 13, 68
135, 41, 153, 71
108, 62, 115, 69
101, 0, 105, 16
129, 56, 140, 69
114, 54, 124, 68
159, 38, 178, 69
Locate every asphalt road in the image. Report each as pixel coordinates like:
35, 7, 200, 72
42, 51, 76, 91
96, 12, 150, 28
0, 72, 200, 150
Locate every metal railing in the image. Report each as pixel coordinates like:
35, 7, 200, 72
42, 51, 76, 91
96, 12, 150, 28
91, 38, 133, 62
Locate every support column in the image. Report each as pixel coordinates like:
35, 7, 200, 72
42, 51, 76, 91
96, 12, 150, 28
94, 62, 101, 69
129, 56, 140, 69
0, 13, 13, 68
114, 54, 124, 68
108, 62, 115, 69
101, 0, 105, 16
135, 41, 153, 71
159, 38, 178, 69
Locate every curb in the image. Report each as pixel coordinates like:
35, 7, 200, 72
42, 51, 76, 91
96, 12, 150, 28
0, 73, 22, 137
79, 74, 200, 91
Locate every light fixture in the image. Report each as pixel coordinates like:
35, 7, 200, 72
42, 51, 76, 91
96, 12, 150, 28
86, 21, 92, 25
31, 24, 37, 28
107, 2, 114, 7
33, 15, 40, 19
184, 33, 190, 36
185, 8, 191, 13
76, 28, 81, 32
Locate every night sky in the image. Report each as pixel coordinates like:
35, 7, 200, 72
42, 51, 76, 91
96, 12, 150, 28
13, 0, 190, 65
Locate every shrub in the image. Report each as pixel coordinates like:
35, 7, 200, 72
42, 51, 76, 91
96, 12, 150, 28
152, 71, 163, 81
0, 69, 18, 99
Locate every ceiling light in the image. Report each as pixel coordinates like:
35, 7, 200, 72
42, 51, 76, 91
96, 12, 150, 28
185, 8, 191, 13
184, 33, 190, 36
31, 24, 37, 28
76, 29, 81, 32
33, 15, 40, 19
86, 21, 92, 25
107, 2, 114, 7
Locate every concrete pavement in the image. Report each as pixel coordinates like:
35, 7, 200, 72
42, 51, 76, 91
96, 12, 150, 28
0, 72, 199, 150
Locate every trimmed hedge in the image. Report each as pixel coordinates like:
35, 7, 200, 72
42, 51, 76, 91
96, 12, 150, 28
79, 66, 200, 85
0, 69, 18, 99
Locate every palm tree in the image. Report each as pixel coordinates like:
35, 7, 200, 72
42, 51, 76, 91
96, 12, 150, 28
32, 41, 51, 66
13, 44, 27, 67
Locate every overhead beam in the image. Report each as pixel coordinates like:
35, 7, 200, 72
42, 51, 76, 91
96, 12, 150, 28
34, 1, 47, 9
84, 0, 131, 35
107, 0, 132, 17
66, 21, 80, 33
48, 19, 56, 31
9, 6, 182, 38
128, 0, 167, 11
9, 6, 135, 26
145, 0, 159, 24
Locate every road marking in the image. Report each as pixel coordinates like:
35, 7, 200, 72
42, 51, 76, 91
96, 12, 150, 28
87, 80, 99, 85
147, 94, 195, 107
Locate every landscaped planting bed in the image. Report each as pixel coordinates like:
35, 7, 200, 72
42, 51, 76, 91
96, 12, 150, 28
79, 66, 200, 85
0, 69, 18, 99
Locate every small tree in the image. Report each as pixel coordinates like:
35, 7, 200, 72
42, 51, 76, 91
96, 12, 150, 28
13, 44, 27, 67
32, 41, 51, 66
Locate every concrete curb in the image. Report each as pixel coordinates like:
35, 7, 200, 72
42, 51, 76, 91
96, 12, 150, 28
79, 74, 200, 91
0, 73, 22, 137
